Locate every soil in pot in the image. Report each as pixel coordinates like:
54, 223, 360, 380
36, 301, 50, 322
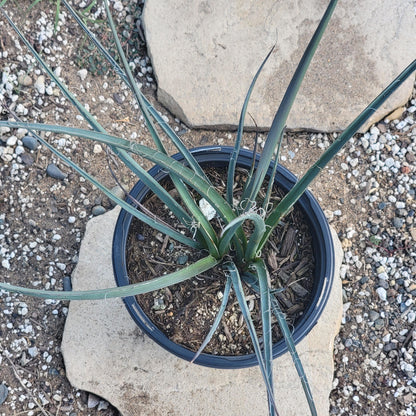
126, 166, 315, 356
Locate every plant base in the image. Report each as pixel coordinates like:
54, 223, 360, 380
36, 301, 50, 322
61, 207, 344, 416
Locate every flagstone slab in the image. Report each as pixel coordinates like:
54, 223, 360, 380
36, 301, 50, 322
143, 0, 416, 132
61, 207, 343, 416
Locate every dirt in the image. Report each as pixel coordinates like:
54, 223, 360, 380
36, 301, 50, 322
125, 166, 315, 356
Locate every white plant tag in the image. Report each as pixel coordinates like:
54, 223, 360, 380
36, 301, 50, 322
199, 198, 216, 221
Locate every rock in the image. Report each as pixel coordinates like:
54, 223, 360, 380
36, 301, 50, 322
405, 152, 415, 163
109, 185, 125, 206
136, 233, 145, 242
341, 238, 352, 249
0, 383, 8, 406
383, 343, 397, 353
18, 302, 28, 316
386, 106, 405, 121
61, 209, 344, 416
113, 1, 123, 11
176, 254, 188, 265
93, 144, 103, 154
18, 74, 32, 87
22, 135, 39, 150
87, 393, 100, 408
143, 0, 416, 132
369, 310, 380, 322
2, 259, 10, 269
393, 217, 404, 229
77, 69, 88, 81
376, 287, 387, 302
46, 164, 67, 180
20, 153, 34, 166
34, 75, 45, 94
92, 205, 106, 216
199, 197, 216, 220
374, 318, 385, 330
98, 401, 109, 411
63, 276, 72, 291
28, 346, 39, 358
6, 135, 17, 146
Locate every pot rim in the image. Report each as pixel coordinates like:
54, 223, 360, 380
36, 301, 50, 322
112, 145, 335, 369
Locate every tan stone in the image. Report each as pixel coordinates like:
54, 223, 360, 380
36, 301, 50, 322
143, 0, 416, 132
386, 106, 406, 121
62, 207, 343, 416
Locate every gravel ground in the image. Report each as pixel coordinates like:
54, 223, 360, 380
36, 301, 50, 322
1, 1, 416, 416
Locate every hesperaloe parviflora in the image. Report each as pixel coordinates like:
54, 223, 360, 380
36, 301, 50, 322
0, 0, 415, 415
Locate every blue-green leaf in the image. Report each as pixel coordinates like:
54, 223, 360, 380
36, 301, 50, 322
242, 0, 338, 205
102, 0, 218, 255
225, 262, 277, 415
270, 296, 317, 416
219, 213, 265, 261
251, 260, 276, 416
0, 121, 238, 228
191, 275, 232, 363
62, 0, 208, 181
226, 46, 275, 205
0, 256, 219, 300
261, 57, 416, 249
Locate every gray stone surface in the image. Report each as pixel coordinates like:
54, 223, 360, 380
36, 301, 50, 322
143, 0, 416, 132
61, 207, 343, 416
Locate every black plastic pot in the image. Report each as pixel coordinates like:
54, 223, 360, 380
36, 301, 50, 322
112, 146, 335, 369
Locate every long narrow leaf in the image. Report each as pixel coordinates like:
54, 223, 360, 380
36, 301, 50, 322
251, 260, 276, 416
218, 213, 265, 261
191, 275, 232, 363
0, 6, 206, 238
260, 58, 416, 249
226, 46, 275, 204
240, 115, 260, 206
54, 0, 61, 34
4, 122, 199, 248
27, 0, 42, 11
0, 6, 196, 231
1, 3, 218, 253
109, 149, 194, 228
262, 127, 285, 212
0, 121, 238, 228
62, 0, 208, 181
102, 0, 163, 154
61, 0, 220, 255
102, 0, 219, 255
242, 270, 316, 415
0, 256, 219, 300
225, 262, 278, 416
270, 297, 317, 416
242, 0, 338, 206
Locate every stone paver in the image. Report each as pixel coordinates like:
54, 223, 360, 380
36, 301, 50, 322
143, 0, 416, 132
61, 207, 343, 416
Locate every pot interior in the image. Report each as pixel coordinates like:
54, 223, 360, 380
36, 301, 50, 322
113, 146, 334, 368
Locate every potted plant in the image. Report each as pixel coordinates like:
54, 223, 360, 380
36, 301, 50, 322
112, 144, 336, 369
0, 0, 415, 415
